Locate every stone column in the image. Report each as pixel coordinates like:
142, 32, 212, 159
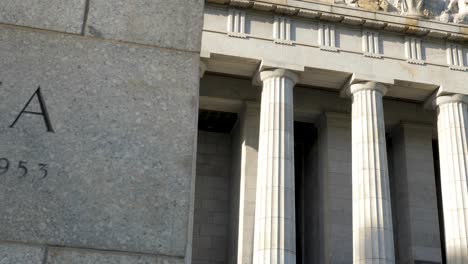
349, 82, 395, 264
434, 94, 468, 264
253, 68, 299, 264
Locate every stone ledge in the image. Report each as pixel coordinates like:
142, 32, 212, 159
320, 45, 339, 52
364, 52, 383, 58
0, 242, 45, 264
206, 0, 468, 43
0, 241, 185, 264
84, 0, 204, 53
47, 247, 184, 264
0, 0, 86, 34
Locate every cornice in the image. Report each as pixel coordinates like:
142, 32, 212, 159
206, 0, 468, 43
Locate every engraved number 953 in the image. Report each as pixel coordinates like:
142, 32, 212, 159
0, 158, 48, 180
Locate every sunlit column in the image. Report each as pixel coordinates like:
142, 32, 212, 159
349, 82, 395, 264
434, 94, 468, 264
253, 68, 298, 264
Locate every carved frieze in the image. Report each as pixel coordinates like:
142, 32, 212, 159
362, 30, 382, 58
209, 0, 468, 24
440, 0, 468, 23
343, 0, 467, 24
273, 16, 293, 45
446, 43, 467, 70
206, 0, 468, 40
318, 23, 338, 51
405, 36, 425, 64
227, 9, 247, 38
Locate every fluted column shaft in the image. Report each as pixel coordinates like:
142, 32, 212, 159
350, 82, 395, 264
435, 94, 468, 264
253, 69, 298, 264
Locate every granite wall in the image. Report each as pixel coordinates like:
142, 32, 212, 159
0, 0, 204, 263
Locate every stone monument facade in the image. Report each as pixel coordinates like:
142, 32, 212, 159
1, 0, 468, 263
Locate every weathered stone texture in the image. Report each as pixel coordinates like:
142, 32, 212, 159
357, 0, 382, 11
85, 0, 204, 51
0, 26, 199, 257
46, 247, 184, 264
0, 243, 45, 264
0, 0, 86, 33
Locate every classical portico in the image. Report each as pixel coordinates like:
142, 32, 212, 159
192, 0, 468, 263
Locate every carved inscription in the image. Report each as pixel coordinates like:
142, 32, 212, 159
9, 87, 55, 132
0, 158, 49, 181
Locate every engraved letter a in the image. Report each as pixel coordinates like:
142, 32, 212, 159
10, 87, 55, 132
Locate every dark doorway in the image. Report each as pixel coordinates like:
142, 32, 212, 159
433, 140, 446, 264
294, 121, 317, 264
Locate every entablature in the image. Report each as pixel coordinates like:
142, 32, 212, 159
202, 2, 468, 102
207, 0, 468, 41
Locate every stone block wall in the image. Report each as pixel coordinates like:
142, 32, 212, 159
391, 123, 442, 263
0, 0, 204, 263
314, 113, 353, 264
192, 131, 232, 264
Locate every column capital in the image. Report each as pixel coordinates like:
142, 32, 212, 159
433, 94, 468, 108
345, 81, 388, 96
259, 68, 300, 85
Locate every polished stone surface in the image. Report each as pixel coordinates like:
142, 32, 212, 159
0, 0, 86, 33
86, 0, 204, 51
0, 26, 199, 257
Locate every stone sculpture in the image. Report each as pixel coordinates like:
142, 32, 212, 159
440, 0, 468, 23
342, 0, 425, 17
398, 0, 425, 17
341, 0, 468, 24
